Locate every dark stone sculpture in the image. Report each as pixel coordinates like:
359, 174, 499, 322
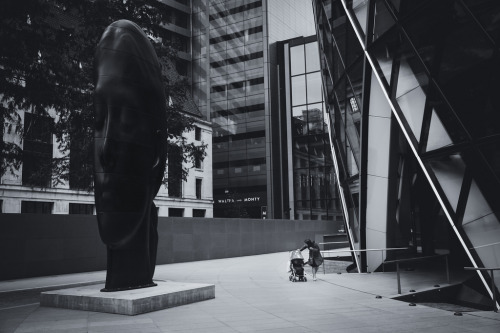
94, 20, 166, 292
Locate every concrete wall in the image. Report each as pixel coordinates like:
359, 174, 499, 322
0, 214, 336, 281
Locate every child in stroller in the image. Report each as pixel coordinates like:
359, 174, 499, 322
288, 250, 307, 282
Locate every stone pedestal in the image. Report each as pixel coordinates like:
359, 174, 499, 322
40, 280, 215, 315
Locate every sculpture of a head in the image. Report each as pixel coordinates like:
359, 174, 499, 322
94, 20, 166, 291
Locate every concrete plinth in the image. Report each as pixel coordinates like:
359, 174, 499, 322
40, 280, 215, 315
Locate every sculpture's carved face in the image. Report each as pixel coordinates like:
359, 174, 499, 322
94, 20, 166, 249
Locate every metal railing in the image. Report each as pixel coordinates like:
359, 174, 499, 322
464, 266, 500, 312
319, 241, 349, 246
383, 254, 450, 294
319, 247, 408, 274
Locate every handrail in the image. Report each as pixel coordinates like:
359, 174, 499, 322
384, 253, 449, 264
319, 241, 349, 245
464, 267, 500, 271
320, 247, 408, 275
469, 241, 500, 250
464, 267, 500, 312
321, 247, 408, 253
382, 254, 450, 295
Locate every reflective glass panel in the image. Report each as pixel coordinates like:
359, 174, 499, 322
292, 75, 307, 106
290, 45, 305, 76
307, 72, 322, 104
305, 42, 321, 72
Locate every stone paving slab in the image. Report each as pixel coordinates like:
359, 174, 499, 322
40, 281, 215, 315
1, 252, 499, 332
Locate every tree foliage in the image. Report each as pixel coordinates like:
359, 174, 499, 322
0, 0, 205, 191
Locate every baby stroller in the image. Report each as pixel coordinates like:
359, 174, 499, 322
288, 250, 307, 282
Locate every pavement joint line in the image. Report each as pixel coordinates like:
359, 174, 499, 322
0, 303, 39, 311
0, 280, 105, 295
467, 312, 500, 321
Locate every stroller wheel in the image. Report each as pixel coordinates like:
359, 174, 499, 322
304, 277, 307, 282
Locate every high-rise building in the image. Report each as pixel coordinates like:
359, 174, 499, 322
312, 0, 500, 305
192, 0, 318, 219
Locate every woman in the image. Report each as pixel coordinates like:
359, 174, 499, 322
300, 239, 323, 281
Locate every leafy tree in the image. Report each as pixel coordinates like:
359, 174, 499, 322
0, 0, 206, 191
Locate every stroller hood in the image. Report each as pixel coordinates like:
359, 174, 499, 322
289, 250, 304, 260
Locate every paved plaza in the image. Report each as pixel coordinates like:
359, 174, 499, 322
0, 252, 499, 332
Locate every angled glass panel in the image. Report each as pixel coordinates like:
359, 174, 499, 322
346, 18, 364, 69
426, 109, 453, 152
346, 59, 363, 116
428, 153, 466, 212
347, 189, 360, 245
332, 9, 347, 69
396, 57, 429, 142
373, 0, 395, 42
404, 1, 500, 139
396, 86, 426, 142
387, 0, 400, 12
479, 142, 500, 181
352, 0, 369, 35
334, 75, 347, 123
347, 144, 359, 177
463, 180, 494, 225
370, 29, 395, 87
462, 179, 500, 273
395, 56, 428, 97
463, 0, 500, 45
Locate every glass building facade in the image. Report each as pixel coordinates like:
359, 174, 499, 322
274, 36, 343, 225
192, 0, 317, 218
313, 0, 500, 306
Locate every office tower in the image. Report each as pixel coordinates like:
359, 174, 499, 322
192, 0, 317, 218
313, 0, 500, 305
